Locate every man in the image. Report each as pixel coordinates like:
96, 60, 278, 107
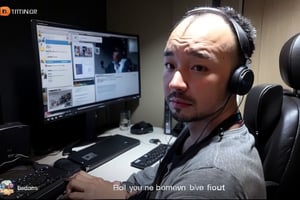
105, 47, 132, 73
66, 6, 266, 199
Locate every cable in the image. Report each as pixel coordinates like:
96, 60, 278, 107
193, 94, 233, 145
0, 154, 30, 168
237, 95, 245, 108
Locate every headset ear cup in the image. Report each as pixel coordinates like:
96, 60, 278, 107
229, 66, 254, 95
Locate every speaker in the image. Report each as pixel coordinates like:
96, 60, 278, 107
0, 122, 30, 164
187, 7, 254, 95
164, 100, 172, 135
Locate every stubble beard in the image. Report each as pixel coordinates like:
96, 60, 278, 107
171, 107, 209, 122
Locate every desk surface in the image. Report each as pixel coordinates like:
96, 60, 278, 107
37, 127, 176, 181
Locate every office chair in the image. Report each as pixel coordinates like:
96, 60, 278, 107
244, 33, 300, 199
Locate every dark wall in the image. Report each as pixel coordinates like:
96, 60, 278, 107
0, 0, 108, 154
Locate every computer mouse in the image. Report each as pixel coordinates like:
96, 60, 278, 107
53, 158, 83, 176
149, 139, 161, 144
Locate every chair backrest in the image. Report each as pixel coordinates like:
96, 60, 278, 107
244, 84, 283, 158
244, 33, 300, 199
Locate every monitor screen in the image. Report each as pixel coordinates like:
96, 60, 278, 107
31, 19, 141, 124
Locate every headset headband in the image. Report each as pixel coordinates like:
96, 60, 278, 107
186, 7, 251, 63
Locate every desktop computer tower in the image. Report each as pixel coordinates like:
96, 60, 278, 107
164, 101, 185, 137
164, 100, 173, 135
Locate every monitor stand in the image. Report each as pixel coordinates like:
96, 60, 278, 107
82, 110, 98, 144
62, 110, 105, 156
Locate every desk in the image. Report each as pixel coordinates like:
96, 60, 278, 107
37, 127, 175, 181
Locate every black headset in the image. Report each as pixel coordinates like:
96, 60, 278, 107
187, 7, 254, 95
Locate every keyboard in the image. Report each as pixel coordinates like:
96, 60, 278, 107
0, 163, 67, 199
68, 134, 140, 172
131, 144, 170, 169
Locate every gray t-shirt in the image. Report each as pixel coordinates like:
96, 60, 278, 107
127, 125, 266, 199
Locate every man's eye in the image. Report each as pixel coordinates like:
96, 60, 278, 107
165, 63, 175, 70
191, 65, 207, 72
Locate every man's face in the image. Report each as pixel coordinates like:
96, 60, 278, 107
163, 14, 239, 122
113, 51, 121, 62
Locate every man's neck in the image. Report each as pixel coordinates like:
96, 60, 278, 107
187, 106, 239, 143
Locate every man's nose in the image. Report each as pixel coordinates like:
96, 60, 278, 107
169, 71, 187, 91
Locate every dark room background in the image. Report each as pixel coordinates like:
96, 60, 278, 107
0, 0, 130, 155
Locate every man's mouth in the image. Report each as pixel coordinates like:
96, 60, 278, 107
169, 97, 192, 109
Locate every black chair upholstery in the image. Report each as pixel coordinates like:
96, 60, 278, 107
244, 33, 300, 199
244, 84, 283, 157
279, 33, 300, 91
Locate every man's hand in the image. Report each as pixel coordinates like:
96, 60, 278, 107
66, 171, 127, 199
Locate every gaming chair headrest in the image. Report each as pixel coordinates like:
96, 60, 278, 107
244, 84, 283, 148
279, 33, 300, 90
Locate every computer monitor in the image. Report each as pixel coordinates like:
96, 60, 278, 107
31, 19, 141, 148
